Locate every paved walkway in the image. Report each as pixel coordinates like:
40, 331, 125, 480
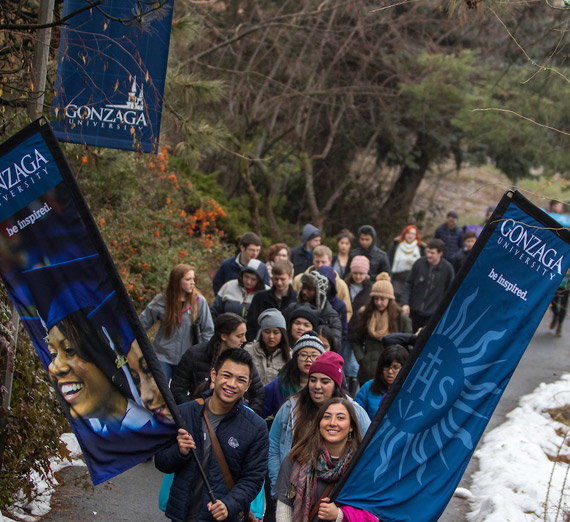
38, 315, 570, 522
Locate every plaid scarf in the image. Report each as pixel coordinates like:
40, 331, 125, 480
291, 446, 353, 522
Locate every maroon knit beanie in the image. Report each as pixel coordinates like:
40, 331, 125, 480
309, 351, 344, 388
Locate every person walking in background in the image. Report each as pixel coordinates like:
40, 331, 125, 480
246, 260, 296, 342
434, 210, 464, 263
266, 243, 291, 278
244, 308, 290, 386
349, 225, 391, 280
261, 330, 326, 420
291, 245, 352, 322
351, 273, 412, 385
345, 255, 373, 396
401, 238, 455, 332
355, 344, 409, 420
290, 224, 322, 275
140, 264, 214, 382
388, 224, 424, 304
212, 232, 268, 295
210, 259, 270, 320
170, 313, 265, 414
549, 268, 570, 337
453, 230, 477, 273
332, 229, 354, 279
284, 303, 320, 346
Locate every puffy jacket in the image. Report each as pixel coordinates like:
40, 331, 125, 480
211, 261, 270, 320
155, 393, 268, 522
212, 254, 270, 295
349, 225, 391, 280
170, 339, 265, 414
355, 380, 386, 420
244, 339, 288, 386
139, 293, 214, 366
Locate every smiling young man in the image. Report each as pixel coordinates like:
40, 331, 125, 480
245, 260, 297, 342
170, 313, 265, 415
155, 348, 268, 522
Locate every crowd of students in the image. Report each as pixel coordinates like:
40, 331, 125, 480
142, 217, 473, 522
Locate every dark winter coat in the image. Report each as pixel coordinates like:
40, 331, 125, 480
346, 278, 373, 339
245, 285, 297, 342
401, 257, 455, 317
290, 224, 321, 276
349, 225, 391, 280
318, 265, 348, 347
434, 223, 464, 262
351, 311, 412, 384
170, 339, 265, 414
154, 393, 268, 522
282, 300, 342, 348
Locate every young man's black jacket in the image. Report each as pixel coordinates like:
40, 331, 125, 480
155, 391, 268, 522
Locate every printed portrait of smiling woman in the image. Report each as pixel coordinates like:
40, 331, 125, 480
47, 309, 130, 428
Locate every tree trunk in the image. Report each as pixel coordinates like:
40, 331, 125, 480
380, 133, 432, 241
239, 158, 261, 237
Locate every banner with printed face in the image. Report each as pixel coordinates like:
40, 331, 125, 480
51, 0, 174, 153
0, 119, 178, 485
333, 191, 570, 522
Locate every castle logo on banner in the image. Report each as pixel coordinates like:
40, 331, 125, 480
52, 1, 174, 153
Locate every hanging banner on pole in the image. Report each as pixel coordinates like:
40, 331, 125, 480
51, 0, 174, 153
333, 191, 570, 522
0, 119, 178, 485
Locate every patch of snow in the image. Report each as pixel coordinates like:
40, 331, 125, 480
468, 374, 570, 522
5, 433, 84, 521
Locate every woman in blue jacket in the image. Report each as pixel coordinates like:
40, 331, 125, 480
355, 344, 409, 420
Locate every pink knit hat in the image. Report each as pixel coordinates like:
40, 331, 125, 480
309, 351, 344, 388
350, 255, 370, 274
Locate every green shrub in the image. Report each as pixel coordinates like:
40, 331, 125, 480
0, 287, 69, 508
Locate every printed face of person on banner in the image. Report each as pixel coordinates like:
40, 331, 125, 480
23, 255, 174, 435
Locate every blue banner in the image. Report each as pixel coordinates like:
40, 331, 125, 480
51, 0, 174, 153
0, 119, 178, 485
334, 191, 570, 522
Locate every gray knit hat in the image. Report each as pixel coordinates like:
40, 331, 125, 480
291, 330, 326, 356
256, 308, 286, 339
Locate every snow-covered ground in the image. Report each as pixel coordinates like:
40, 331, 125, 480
467, 374, 570, 522
2, 375, 569, 522
3, 433, 85, 522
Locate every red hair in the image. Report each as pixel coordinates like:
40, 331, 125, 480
398, 225, 421, 244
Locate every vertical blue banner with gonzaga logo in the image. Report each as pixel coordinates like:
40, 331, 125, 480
334, 191, 570, 522
0, 120, 178, 485
51, 0, 174, 153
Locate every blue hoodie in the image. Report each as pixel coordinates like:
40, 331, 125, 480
290, 224, 321, 275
